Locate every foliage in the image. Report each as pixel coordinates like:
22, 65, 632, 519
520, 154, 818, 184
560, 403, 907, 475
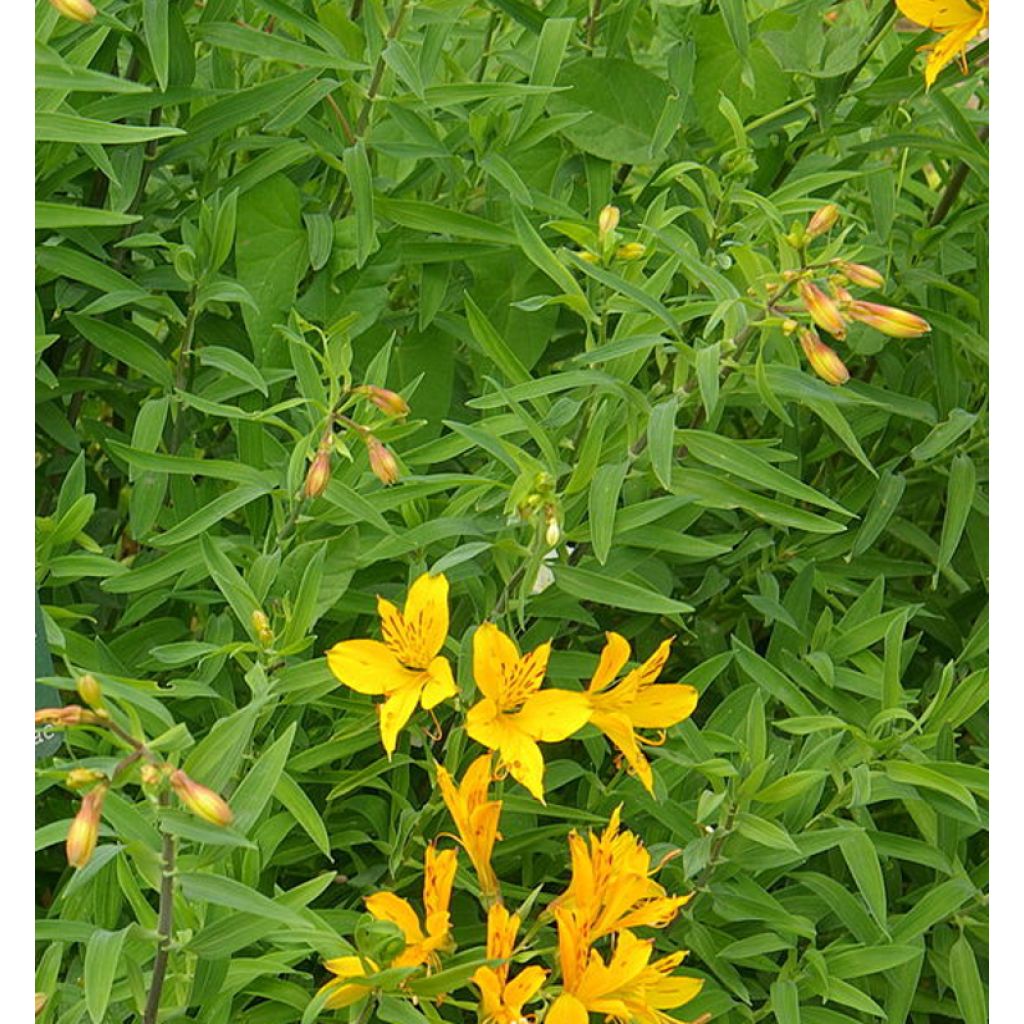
35, 1, 988, 1023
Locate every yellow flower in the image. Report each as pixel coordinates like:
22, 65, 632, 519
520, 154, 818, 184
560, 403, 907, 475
897, 0, 988, 88
326, 572, 457, 756
548, 918, 703, 1024
436, 754, 503, 902
585, 634, 699, 794
472, 904, 548, 1024
465, 623, 591, 802
553, 807, 691, 943
365, 844, 459, 970
318, 955, 376, 1010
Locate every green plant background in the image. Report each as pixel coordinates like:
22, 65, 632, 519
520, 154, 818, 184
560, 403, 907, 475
35, 1, 988, 1023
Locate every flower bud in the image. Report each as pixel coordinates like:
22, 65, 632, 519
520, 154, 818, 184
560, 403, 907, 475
577, 250, 599, 264
833, 260, 885, 290
356, 385, 409, 418
50, 0, 97, 23
366, 437, 400, 486
304, 448, 332, 499
805, 203, 839, 238
170, 769, 233, 827
139, 763, 162, 788
781, 319, 798, 336
847, 301, 931, 338
544, 505, 561, 548
66, 783, 107, 869
36, 705, 102, 728
35, 993, 47, 1017
66, 767, 105, 791
799, 328, 850, 386
77, 673, 103, 710
598, 204, 620, 238
615, 242, 646, 261
798, 279, 847, 340
829, 280, 854, 305
250, 609, 274, 646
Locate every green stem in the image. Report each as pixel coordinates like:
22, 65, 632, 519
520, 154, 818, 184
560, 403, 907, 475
356, 0, 411, 136
143, 796, 176, 1024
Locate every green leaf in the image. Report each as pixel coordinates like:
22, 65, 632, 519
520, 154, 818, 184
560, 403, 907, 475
936, 453, 976, 575
770, 979, 800, 1024
37, 111, 184, 144
841, 829, 888, 929
949, 934, 987, 1024
589, 462, 628, 565
143, 0, 170, 91
647, 397, 678, 490
552, 564, 693, 615
84, 927, 128, 1024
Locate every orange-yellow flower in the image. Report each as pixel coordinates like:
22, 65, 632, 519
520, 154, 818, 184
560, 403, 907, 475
465, 623, 591, 802
365, 844, 459, 970
553, 807, 691, 943
799, 327, 850, 387
799, 279, 847, 340
472, 904, 548, 1024
897, 0, 989, 88
436, 754, 503, 902
847, 301, 931, 338
548, 917, 704, 1024
326, 573, 457, 756
585, 633, 699, 794
318, 955, 377, 1010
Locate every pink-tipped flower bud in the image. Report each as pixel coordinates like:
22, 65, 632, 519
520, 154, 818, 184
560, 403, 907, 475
598, 204, 620, 238
833, 260, 885, 290
356, 385, 410, 418
170, 770, 234, 827
799, 279, 847, 340
366, 437, 400, 486
66, 783, 108, 869
50, 0, 97, 22
799, 328, 850, 386
76, 673, 103, 710
847, 301, 931, 338
304, 448, 332, 499
805, 203, 839, 238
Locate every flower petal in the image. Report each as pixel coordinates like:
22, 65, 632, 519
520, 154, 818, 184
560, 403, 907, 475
465, 698, 506, 751
472, 622, 520, 702
625, 636, 674, 688
365, 892, 424, 945
404, 572, 449, 654
896, 0, 983, 31
588, 632, 631, 693
379, 681, 424, 756
420, 655, 457, 709
627, 684, 698, 729
327, 639, 410, 695
515, 689, 591, 742
547, 993, 589, 1024
505, 965, 548, 1007
496, 728, 547, 802
591, 708, 652, 793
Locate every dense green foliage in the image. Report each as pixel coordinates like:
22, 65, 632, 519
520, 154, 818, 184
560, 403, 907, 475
35, 1, 988, 1023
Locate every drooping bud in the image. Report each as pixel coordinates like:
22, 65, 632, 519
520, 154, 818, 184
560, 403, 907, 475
76, 673, 103, 710
597, 204, 620, 238
828, 280, 854, 305
805, 203, 839, 238
798, 279, 847, 339
833, 260, 885, 290
66, 783, 108, 869
250, 609, 274, 646
847, 301, 931, 338
615, 242, 647, 261
356, 385, 410, 418
170, 769, 234, 827
304, 448, 332, 499
49, 0, 97, 23
366, 437, 400, 486
66, 768, 105, 791
799, 328, 850, 386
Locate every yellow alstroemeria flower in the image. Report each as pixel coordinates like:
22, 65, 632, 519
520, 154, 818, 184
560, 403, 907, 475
586, 633, 699, 794
896, 0, 988, 88
553, 807, 691, 943
472, 904, 548, 1024
365, 844, 459, 970
318, 955, 377, 1010
436, 754, 503, 902
548, 915, 703, 1024
465, 622, 591, 802
326, 572, 457, 756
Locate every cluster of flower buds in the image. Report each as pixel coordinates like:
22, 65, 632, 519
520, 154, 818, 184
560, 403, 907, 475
577, 203, 647, 266
251, 609, 274, 647
513, 472, 562, 549
50, 0, 96, 22
773, 205, 931, 385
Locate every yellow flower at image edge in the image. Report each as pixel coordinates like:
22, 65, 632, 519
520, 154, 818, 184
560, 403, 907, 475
586, 633, 699, 794
318, 955, 376, 1011
466, 623, 591, 802
473, 904, 548, 1024
326, 572, 457, 755
548, 915, 703, 1024
896, 0, 988, 88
